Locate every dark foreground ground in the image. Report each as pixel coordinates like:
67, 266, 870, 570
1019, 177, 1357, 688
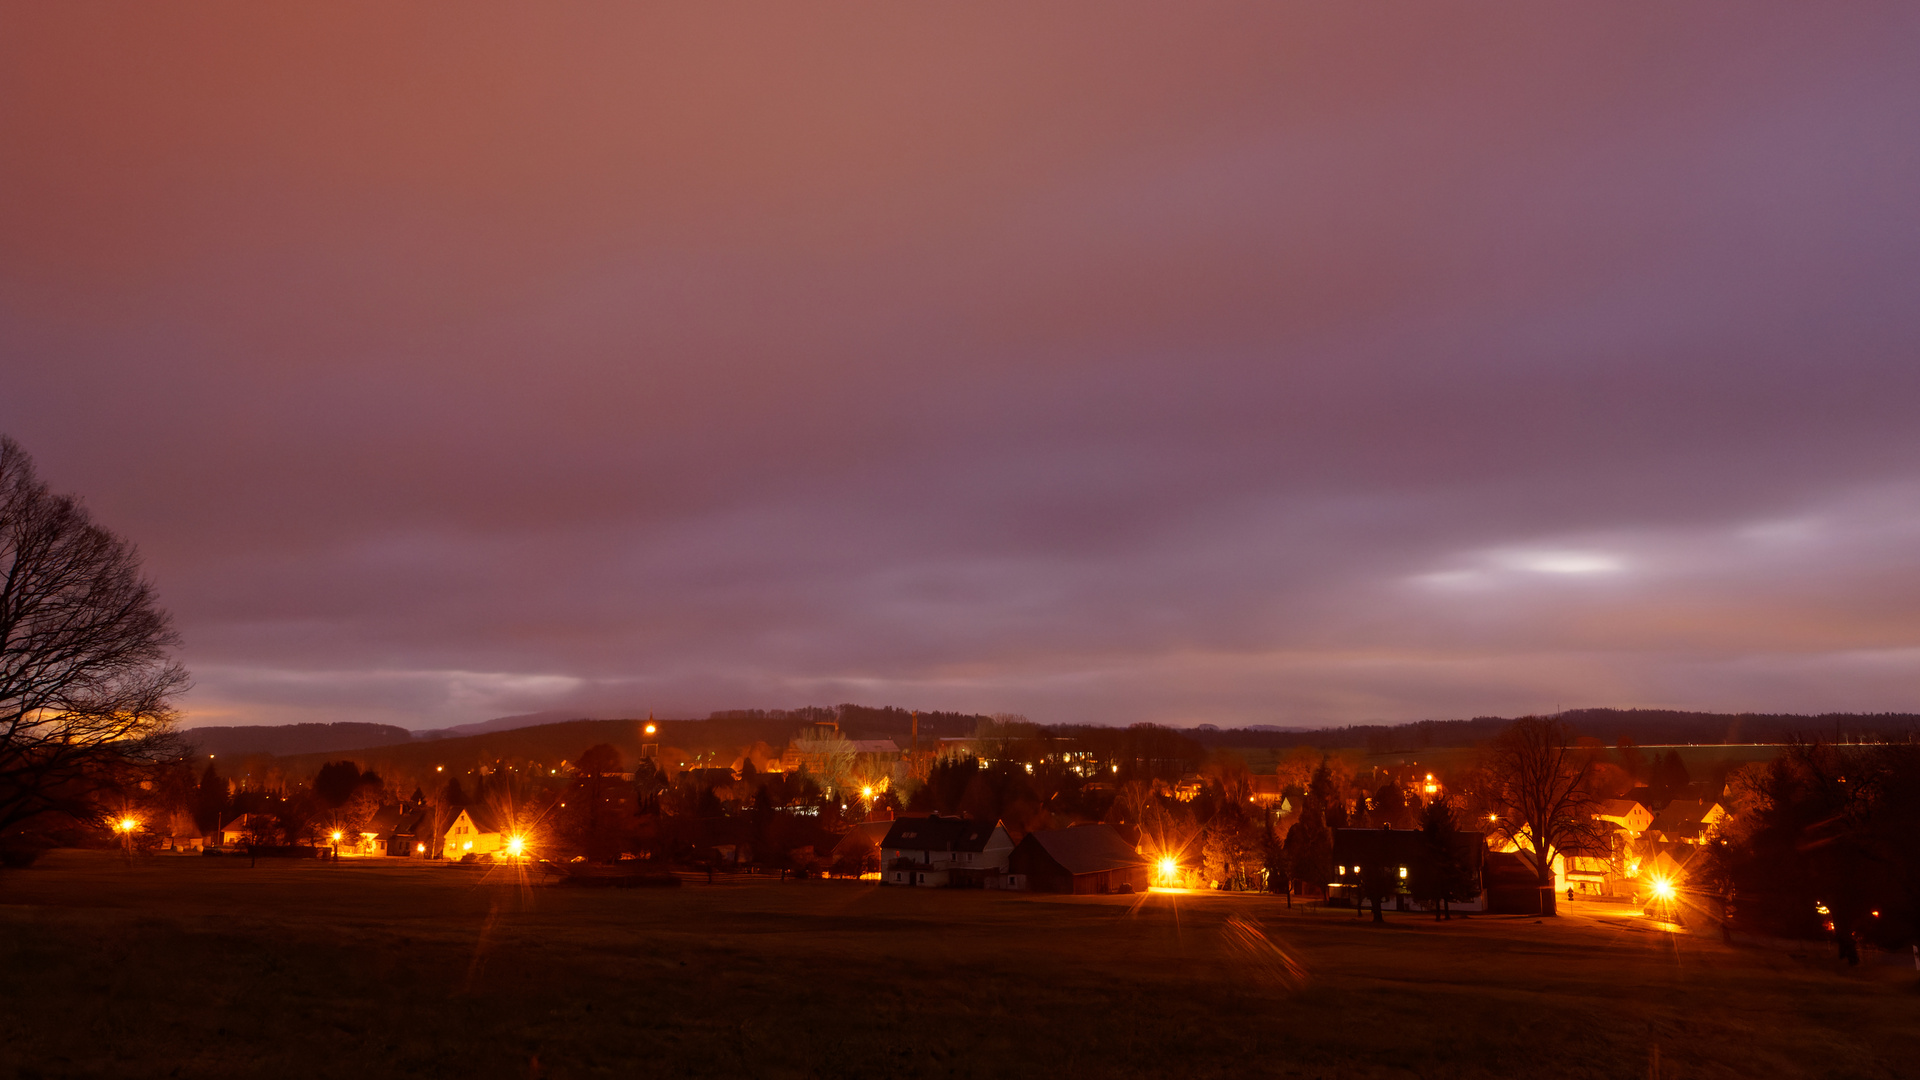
1, 852, 1913, 1079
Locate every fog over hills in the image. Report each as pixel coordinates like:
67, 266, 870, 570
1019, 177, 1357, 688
179, 705, 1920, 761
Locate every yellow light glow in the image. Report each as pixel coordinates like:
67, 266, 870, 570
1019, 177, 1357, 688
1650, 877, 1675, 900
118, 818, 137, 833
644, 723, 657, 736
331, 831, 343, 842
507, 836, 524, 856
463, 841, 473, 851
1157, 856, 1178, 884
415, 843, 426, 852
861, 786, 874, 799
436, 765, 443, 772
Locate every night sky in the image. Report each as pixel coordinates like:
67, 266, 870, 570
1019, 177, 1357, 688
4, 6, 1918, 729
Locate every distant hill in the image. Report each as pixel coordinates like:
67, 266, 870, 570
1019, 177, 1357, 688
414, 710, 594, 740
1186, 709, 1920, 751
181, 722, 414, 758
266, 718, 680, 793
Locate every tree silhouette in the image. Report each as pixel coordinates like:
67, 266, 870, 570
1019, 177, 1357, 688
312, 761, 364, 808
0, 436, 188, 838
195, 762, 229, 833
1411, 799, 1477, 919
1484, 717, 1601, 915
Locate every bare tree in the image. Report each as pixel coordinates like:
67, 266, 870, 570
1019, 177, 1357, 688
0, 436, 188, 838
1483, 716, 1601, 915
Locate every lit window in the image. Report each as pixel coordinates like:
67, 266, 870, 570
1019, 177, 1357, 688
1398, 866, 1408, 879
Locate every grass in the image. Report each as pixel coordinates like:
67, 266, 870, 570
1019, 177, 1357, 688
1, 851, 1913, 1079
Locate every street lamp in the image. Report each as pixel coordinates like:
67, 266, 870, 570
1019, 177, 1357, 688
117, 817, 137, 858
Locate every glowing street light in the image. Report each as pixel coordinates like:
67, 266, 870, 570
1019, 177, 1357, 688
1157, 856, 1179, 885
1651, 877, 1675, 901
861, 786, 874, 800
507, 835, 525, 857
644, 723, 657, 736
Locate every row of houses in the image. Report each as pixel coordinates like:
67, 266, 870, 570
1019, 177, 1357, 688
197, 803, 511, 859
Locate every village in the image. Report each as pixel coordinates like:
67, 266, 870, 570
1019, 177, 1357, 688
133, 712, 1773, 930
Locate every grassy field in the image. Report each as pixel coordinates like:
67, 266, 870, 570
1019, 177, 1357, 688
2, 852, 1913, 1079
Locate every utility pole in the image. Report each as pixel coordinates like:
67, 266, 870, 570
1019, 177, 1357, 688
911, 710, 919, 773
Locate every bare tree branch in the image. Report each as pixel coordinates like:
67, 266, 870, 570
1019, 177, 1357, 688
1483, 716, 1603, 905
0, 436, 189, 835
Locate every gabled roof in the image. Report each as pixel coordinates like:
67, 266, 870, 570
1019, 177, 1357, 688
1483, 850, 1542, 887
1657, 799, 1724, 823
363, 804, 405, 835
1333, 826, 1485, 865
1594, 799, 1648, 819
1021, 824, 1145, 875
882, 814, 973, 851
950, 820, 1008, 853
830, 820, 894, 856
448, 804, 503, 835
383, 807, 430, 839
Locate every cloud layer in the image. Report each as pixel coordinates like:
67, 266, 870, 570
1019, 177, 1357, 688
4, 5, 1919, 727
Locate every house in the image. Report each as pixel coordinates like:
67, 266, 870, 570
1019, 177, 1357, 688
829, 820, 895, 876
1647, 800, 1727, 845
359, 803, 433, 857
160, 811, 206, 852
218, 814, 279, 848
1592, 799, 1653, 837
880, 814, 1014, 886
778, 720, 902, 778
1330, 826, 1486, 912
1483, 851, 1554, 914
384, 806, 434, 856
1005, 824, 1148, 894
1248, 776, 1291, 811
444, 805, 506, 858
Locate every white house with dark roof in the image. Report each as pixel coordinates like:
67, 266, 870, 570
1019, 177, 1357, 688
879, 813, 1014, 886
